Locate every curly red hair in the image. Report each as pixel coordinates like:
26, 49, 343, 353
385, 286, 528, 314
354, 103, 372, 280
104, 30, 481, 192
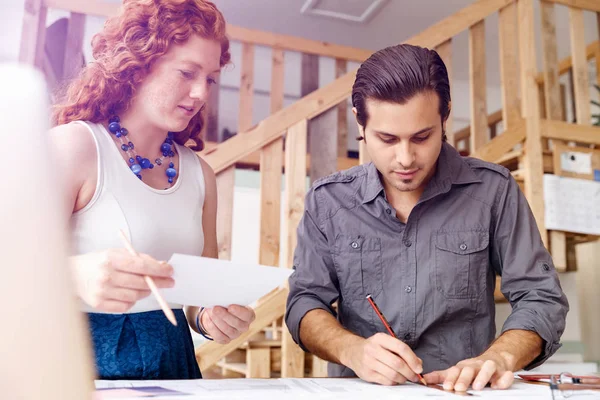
52, 0, 230, 150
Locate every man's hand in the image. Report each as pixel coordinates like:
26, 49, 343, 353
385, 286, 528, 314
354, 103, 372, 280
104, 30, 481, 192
424, 353, 514, 391
340, 332, 424, 386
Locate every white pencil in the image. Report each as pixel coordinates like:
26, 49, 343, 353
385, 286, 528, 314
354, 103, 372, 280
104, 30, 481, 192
118, 230, 178, 326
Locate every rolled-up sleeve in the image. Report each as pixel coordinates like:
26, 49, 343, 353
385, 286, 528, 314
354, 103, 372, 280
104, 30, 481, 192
285, 189, 340, 351
492, 176, 569, 369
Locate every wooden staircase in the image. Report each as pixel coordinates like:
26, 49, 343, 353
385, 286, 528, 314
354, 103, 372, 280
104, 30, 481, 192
20, 0, 600, 379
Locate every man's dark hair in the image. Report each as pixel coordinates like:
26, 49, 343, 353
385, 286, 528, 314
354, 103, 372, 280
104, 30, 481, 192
352, 44, 451, 141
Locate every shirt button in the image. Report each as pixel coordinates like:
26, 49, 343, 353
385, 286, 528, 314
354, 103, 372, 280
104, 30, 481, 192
542, 263, 551, 271
404, 333, 411, 340
385, 209, 391, 215
351, 241, 359, 249
404, 240, 412, 247
459, 243, 467, 251
404, 285, 412, 293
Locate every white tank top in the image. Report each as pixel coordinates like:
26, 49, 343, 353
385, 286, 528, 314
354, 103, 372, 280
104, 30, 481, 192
70, 121, 205, 313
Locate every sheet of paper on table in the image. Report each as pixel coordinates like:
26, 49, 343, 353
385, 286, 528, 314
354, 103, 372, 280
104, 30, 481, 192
94, 378, 591, 399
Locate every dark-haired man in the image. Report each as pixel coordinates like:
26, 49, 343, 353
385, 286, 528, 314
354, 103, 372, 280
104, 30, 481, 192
285, 44, 568, 391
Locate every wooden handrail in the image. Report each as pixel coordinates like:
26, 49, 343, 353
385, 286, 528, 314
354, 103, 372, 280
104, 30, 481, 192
43, 0, 373, 62
204, 0, 517, 173
543, 0, 600, 12
535, 40, 599, 84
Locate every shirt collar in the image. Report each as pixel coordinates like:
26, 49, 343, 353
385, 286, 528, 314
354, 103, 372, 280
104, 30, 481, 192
361, 142, 482, 204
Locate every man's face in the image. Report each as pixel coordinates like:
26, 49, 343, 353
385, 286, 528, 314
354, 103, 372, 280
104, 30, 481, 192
356, 92, 444, 194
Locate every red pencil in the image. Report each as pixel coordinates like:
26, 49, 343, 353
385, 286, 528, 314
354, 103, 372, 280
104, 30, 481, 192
366, 294, 427, 386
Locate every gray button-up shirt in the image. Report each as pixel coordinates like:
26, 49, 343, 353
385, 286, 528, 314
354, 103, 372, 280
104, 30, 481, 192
286, 143, 569, 377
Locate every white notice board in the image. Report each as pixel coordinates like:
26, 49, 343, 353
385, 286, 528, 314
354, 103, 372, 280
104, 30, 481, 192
543, 174, 600, 235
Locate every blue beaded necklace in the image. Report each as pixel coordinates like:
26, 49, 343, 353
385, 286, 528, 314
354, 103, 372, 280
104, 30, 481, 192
107, 116, 178, 186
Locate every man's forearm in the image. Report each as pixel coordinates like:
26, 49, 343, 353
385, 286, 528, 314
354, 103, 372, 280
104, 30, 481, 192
483, 329, 543, 371
299, 309, 363, 365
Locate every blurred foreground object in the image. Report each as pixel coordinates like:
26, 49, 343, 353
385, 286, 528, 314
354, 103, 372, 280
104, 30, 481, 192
0, 63, 94, 399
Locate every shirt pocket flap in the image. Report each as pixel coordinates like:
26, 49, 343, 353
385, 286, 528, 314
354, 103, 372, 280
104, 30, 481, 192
435, 231, 489, 255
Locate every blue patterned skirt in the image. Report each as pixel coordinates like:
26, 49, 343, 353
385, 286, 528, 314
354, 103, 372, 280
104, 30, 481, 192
87, 309, 202, 380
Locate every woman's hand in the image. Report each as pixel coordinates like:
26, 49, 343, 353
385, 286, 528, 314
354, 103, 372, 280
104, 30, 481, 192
200, 305, 256, 344
71, 249, 174, 313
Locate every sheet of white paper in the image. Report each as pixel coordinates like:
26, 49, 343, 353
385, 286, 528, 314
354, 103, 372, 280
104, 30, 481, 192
543, 174, 600, 236
159, 254, 293, 307
95, 379, 585, 400
560, 151, 593, 175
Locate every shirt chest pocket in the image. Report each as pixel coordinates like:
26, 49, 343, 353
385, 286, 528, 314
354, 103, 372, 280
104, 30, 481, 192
434, 231, 490, 299
333, 235, 383, 301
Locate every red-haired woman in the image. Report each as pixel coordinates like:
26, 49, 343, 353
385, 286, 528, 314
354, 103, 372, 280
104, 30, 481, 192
50, 0, 255, 379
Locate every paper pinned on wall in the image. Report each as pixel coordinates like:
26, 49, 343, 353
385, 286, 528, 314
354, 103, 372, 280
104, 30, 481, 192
544, 174, 600, 236
560, 151, 593, 175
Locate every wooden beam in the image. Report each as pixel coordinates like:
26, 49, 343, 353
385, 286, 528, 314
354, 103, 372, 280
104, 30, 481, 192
569, 7, 591, 125
541, 120, 600, 145
406, 0, 514, 49
436, 39, 453, 144
540, 1, 568, 270
247, 348, 270, 378
258, 48, 285, 269
62, 12, 85, 81
540, 1, 564, 122
472, 119, 526, 162
597, 13, 600, 85
282, 119, 308, 270
455, 110, 503, 142
195, 287, 288, 371
469, 20, 488, 151
281, 119, 308, 378
44, 0, 119, 16
499, 2, 520, 130
19, 0, 48, 68
239, 43, 255, 132
518, 0, 547, 246
205, 80, 220, 143
535, 41, 599, 85
215, 168, 234, 260
335, 59, 348, 157
227, 25, 372, 62
201, 142, 359, 172
544, 0, 600, 12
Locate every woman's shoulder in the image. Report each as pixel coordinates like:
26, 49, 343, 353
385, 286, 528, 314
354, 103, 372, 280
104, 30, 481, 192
49, 121, 97, 157
49, 121, 98, 188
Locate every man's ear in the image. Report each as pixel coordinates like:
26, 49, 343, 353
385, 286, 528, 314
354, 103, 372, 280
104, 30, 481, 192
352, 107, 365, 141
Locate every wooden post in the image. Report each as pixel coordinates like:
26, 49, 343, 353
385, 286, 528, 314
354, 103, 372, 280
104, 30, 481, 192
540, 1, 568, 271
247, 348, 271, 378
62, 12, 86, 82
205, 80, 220, 143
335, 59, 348, 158
469, 20, 488, 152
569, 7, 591, 126
19, 0, 48, 69
436, 39, 453, 145
216, 43, 254, 260
281, 119, 308, 378
597, 13, 600, 85
259, 48, 285, 269
261, 48, 285, 340
302, 54, 337, 183
499, 2, 520, 130
518, 0, 547, 246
